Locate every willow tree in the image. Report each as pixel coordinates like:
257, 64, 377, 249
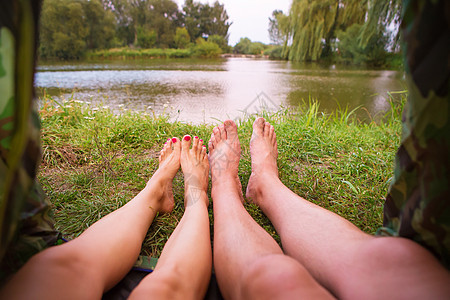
285, 0, 401, 61
360, 0, 402, 50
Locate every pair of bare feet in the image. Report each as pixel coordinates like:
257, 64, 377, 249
150, 117, 278, 214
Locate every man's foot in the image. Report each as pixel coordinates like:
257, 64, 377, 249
246, 118, 279, 205
147, 138, 181, 213
181, 135, 210, 207
208, 120, 241, 186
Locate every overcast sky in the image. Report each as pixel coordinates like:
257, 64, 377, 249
174, 0, 292, 45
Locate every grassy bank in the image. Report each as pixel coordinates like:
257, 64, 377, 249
38, 97, 402, 257
87, 44, 223, 60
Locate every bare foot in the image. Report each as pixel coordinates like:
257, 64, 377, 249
208, 120, 241, 187
146, 137, 181, 213
246, 118, 279, 205
181, 135, 210, 207
208, 127, 244, 200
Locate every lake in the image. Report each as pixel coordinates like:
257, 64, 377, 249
35, 58, 406, 124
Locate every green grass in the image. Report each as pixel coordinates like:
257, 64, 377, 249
38, 96, 403, 257
87, 47, 193, 60
86, 46, 222, 60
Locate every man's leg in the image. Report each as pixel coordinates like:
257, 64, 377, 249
246, 117, 450, 299
129, 135, 212, 300
209, 120, 333, 300
0, 138, 181, 299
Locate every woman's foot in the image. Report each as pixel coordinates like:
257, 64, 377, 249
181, 135, 210, 207
246, 118, 279, 205
147, 138, 181, 213
208, 120, 241, 185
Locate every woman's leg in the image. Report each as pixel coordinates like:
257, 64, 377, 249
0, 138, 181, 300
246, 117, 450, 299
129, 135, 212, 300
209, 120, 333, 300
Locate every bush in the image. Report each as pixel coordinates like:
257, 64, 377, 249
137, 26, 157, 49
174, 27, 191, 49
192, 38, 222, 58
264, 46, 284, 59
207, 35, 231, 53
337, 24, 388, 67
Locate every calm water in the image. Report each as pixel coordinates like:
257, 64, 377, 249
35, 58, 405, 124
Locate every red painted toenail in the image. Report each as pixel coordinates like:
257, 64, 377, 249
184, 136, 191, 141
172, 138, 177, 143
200, 139, 203, 142
167, 138, 171, 142
194, 136, 199, 139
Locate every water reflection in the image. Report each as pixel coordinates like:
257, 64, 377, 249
35, 58, 405, 124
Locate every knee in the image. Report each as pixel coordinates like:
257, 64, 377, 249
360, 236, 436, 267
241, 254, 312, 299
28, 243, 96, 280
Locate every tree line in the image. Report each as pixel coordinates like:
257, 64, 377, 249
39, 0, 231, 59
268, 0, 402, 66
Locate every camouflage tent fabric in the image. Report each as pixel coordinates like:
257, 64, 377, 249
0, 0, 60, 283
380, 0, 450, 269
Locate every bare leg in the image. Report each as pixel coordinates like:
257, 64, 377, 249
130, 135, 212, 300
246, 117, 450, 299
210, 120, 333, 300
0, 138, 181, 299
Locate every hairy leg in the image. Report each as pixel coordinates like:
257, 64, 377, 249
130, 135, 212, 300
210, 120, 333, 300
246, 117, 450, 299
1, 138, 181, 300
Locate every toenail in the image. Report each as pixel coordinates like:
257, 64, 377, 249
172, 138, 177, 143
200, 139, 203, 142
167, 138, 171, 142
194, 136, 198, 139
184, 136, 191, 141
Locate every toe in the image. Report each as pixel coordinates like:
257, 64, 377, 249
201, 145, 207, 160
159, 149, 164, 162
172, 137, 181, 154
264, 122, 270, 137
213, 126, 221, 143
208, 139, 214, 151
224, 119, 238, 141
253, 117, 265, 137
219, 124, 226, 140
165, 140, 173, 155
269, 125, 275, 140
182, 135, 191, 153
193, 135, 199, 151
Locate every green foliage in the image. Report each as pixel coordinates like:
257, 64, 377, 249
174, 27, 191, 49
181, 0, 231, 42
337, 24, 388, 66
87, 47, 192, 59
263, 46, 285, 59
137, 27, 157, 49
268, 10, 285, 45
207, 34, 231, 53
248, 42, 265, 55
191, 38, 222, 58
234, 38, 267, 55
279, 0, 401, 64
234, 37, 251, 54
39, 0, 88, 59
38, 0, 232, 60
82, 0, 116, 50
